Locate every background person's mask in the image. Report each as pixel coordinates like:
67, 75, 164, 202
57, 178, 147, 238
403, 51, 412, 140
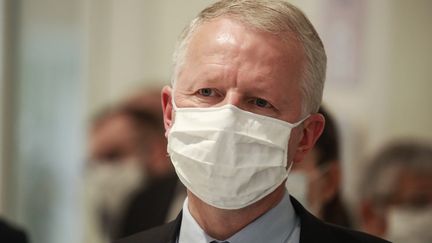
168, 103, 308, 209
285, 164, 331, 214
83, 161, 146, 240
386, 206, 432, 243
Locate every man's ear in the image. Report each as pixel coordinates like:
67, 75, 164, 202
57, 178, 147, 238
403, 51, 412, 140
161, 86, 173, 138
292, 113, 325, 163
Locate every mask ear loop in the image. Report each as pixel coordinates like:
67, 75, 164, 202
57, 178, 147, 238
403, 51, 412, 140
292, 114, 311, 127
286, 160, 294, 174
281, 159, 294, 191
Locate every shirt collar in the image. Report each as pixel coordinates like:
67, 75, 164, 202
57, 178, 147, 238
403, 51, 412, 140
178, 190, 298, 243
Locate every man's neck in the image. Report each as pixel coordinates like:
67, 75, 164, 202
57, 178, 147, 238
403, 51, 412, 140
187, 185, 286, 240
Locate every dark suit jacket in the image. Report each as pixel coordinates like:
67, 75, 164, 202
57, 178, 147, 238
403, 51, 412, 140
114, 196, 390, 243
0, 219, 29, 243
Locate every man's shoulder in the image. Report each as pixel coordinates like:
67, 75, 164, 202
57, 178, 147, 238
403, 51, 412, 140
114, 198, 390, 243
113, 224, 173, 243
290, 196, 390, 243
113, 213, 182, 243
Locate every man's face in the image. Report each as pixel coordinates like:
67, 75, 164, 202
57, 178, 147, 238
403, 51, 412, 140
169, 17, 308, 162
389, 169, 432, 207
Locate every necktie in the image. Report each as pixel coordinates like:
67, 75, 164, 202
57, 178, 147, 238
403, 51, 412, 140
210, 241, 229, 243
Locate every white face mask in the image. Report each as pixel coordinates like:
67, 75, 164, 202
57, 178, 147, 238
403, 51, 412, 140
386, 206, 432, 243
168, 103, 307, 210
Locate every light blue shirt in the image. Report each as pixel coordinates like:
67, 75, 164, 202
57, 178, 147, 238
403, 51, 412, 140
177, 191, 300, 243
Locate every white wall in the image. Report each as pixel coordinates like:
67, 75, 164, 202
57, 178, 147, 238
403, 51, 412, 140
7, 1, 87, 243
86, 0, 214, 114
384, 0, 432, 142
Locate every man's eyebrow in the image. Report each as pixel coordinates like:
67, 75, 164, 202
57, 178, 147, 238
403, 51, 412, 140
188, 71, 224, 85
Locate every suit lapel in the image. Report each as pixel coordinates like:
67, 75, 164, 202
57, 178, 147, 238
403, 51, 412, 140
164, 211, 182, 243
290, 196, 333, 243
126, 211, 182, 243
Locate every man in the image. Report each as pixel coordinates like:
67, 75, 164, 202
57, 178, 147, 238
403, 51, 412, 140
286, 106, 352, 227
116, 0, 388, 242
359, 141, 432, 243
85, 90, 184, 243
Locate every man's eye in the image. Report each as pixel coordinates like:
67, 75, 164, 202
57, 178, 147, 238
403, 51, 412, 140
253, 98, 272, 108
198, 88, 215, 97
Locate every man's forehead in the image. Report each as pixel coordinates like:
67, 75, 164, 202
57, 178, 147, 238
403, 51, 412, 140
188, 17, 301, 50
182, 17, 305, 76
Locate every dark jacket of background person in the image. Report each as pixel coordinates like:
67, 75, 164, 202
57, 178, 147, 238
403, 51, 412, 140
0, 219, 29, 243
117, 167, 181, 238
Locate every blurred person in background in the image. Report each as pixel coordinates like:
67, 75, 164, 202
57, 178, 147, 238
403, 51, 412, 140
286, 106, 352, 228
84, 89, 185, 243
0, 218, 29, 243
358, 141, 432, 243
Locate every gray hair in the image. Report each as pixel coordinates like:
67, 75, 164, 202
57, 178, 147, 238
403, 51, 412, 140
171, 0, 326, 114
359, 140, 432, 206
